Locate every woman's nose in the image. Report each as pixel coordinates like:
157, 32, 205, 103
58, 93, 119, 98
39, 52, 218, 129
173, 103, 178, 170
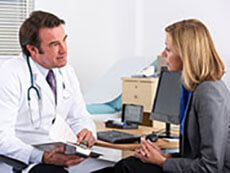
162, 50, 167, 57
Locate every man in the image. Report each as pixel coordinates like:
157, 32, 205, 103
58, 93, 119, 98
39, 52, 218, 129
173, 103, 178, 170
0, 11, 113, 172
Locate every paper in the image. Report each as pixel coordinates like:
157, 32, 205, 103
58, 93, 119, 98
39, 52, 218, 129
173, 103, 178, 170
49, 114, 77, 143
36, 115, 102, 158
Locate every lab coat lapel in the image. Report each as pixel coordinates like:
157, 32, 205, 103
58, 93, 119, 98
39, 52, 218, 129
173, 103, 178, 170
54, 69, 63, 107
30, 61, 56, 105
35, 74, 56, 105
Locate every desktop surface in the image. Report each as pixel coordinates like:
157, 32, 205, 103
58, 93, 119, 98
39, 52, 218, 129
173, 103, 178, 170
95, 121, 179, 150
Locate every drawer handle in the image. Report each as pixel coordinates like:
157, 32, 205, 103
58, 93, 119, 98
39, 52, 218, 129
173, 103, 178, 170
134, 85, 138, 89
134, 95, 138, 99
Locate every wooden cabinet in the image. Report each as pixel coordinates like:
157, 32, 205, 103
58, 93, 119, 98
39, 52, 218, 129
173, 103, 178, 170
122, 77, 159, 113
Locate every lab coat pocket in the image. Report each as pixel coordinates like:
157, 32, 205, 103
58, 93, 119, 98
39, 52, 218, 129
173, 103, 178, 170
63, 89, 71, 100
57, 89, 72, 118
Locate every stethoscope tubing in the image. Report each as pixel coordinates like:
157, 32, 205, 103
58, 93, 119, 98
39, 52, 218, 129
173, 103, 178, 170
26, 56, 66, 128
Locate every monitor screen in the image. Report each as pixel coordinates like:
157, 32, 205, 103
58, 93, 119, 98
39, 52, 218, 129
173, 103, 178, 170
122, 104, 143, 124
150, 71, 181, 125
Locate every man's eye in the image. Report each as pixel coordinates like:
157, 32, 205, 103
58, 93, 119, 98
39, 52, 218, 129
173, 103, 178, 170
53, 43, 59, 46
50, 42, 59, 47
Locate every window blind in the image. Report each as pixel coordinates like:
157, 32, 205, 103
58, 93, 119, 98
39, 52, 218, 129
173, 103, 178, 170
0, 0, 34, 57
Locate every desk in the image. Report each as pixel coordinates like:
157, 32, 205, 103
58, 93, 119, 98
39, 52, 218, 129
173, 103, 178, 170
95, 121, 178, 158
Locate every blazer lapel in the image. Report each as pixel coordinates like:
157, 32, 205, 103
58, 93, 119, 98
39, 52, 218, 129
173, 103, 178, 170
181, 92, 193, 154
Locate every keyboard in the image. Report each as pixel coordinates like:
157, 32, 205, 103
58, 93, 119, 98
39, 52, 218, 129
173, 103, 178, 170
97, 130, 140, 144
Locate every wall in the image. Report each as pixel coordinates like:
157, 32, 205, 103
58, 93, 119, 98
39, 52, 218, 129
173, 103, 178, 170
135, 0, 230, 89
35, 0, 230, 93
35, 0, 137, 94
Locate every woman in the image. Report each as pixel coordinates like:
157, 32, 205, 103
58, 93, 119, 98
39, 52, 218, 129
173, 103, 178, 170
94, 19, 230, 173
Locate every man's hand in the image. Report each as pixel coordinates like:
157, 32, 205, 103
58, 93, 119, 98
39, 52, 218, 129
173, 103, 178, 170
77, 128, 95, 147
42, 145, 85, 167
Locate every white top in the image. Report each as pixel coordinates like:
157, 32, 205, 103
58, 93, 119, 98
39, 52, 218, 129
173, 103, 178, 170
0, 54, 96, 164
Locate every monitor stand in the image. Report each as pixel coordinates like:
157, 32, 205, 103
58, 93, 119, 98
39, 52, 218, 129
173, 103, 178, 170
157, 123, 179, 139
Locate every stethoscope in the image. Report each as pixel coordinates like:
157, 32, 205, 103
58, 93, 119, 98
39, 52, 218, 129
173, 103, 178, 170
26, 56, 69, 129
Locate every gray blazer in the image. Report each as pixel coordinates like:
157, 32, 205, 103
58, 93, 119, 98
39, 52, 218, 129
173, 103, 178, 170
163, 80, 230, 173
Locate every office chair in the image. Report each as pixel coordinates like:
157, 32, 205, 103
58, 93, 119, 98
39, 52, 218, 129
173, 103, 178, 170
0, 155, 28, 173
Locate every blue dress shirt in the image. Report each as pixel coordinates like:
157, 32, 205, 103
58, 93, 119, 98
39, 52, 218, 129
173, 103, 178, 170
179, 85, 191, 135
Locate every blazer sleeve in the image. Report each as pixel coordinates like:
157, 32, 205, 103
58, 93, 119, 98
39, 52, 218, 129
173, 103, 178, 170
163, 82, 228, 173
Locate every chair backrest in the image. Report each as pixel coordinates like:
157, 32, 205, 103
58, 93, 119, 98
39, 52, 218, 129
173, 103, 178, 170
0, 155, 28, 173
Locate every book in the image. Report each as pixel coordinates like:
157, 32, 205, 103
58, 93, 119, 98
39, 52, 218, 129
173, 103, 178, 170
33, 141, 102, 158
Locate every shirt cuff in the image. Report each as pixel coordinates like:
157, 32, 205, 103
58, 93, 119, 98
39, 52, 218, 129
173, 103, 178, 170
29, 148, 44, 164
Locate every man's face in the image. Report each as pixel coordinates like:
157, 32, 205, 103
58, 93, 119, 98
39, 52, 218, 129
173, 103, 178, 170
31, 25, 67, 69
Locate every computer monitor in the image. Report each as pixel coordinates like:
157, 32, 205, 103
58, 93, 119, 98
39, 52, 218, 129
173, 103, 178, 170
121, 104, 143, 124
150, 70, 181, 138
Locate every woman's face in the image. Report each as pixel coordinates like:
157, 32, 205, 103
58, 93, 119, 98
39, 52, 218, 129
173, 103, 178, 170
162, 33, 182, 72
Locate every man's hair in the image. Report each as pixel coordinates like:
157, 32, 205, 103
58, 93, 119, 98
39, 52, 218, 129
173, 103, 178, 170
19, 11, 65, 56
165, 19, 225, 91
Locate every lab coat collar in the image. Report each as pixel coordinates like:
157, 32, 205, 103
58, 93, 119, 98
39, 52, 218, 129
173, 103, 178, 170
34, 60, 49, 77
27, 56, 56, 105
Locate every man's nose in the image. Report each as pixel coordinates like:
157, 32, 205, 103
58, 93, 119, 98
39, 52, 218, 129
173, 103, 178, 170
59, 42, 67, 54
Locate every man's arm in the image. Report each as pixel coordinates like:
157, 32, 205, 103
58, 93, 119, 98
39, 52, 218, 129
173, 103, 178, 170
64, 65, 97, 140
0, 65, 34, 164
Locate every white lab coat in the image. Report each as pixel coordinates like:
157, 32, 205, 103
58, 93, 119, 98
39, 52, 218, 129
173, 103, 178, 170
0, 55, 96, 166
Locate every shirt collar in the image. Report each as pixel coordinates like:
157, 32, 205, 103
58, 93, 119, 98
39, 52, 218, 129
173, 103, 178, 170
30, 57, 49, 77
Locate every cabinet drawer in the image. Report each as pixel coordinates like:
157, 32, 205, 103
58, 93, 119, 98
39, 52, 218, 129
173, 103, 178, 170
122, 80, 140, 106
122, 80, 140, 95
122, 77, 159, 113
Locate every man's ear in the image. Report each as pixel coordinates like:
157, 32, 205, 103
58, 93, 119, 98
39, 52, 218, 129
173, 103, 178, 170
26, 44, 38, 58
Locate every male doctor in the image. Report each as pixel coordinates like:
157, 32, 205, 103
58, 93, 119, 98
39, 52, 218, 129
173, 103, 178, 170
0, 11, 113, 172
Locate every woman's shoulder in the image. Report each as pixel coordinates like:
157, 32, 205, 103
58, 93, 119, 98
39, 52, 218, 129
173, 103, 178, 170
192, 81, 230, 115
196, 80, 227, 91
194, 80, 229, 99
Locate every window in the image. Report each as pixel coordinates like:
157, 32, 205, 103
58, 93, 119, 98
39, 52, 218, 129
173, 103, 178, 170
0, 0, 34, 57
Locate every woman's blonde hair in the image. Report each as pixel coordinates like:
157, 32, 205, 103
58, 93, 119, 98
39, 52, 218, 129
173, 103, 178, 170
165, 19, 225, 91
